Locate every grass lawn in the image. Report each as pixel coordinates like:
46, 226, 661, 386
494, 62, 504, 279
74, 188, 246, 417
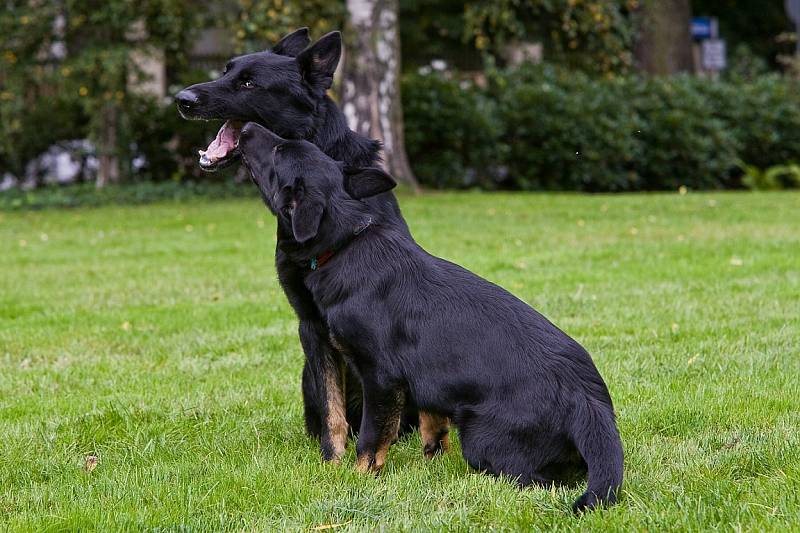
1, 190, 799, 531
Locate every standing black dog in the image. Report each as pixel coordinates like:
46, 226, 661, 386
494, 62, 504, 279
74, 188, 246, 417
237, 122, 624, 512
175, 29, 449, 462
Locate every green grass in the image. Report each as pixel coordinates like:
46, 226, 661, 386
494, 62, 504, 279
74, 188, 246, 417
2, 191, 799, 531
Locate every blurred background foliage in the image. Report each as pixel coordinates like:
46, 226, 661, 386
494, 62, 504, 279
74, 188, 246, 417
1, 0, 799, 197
464, 0, 638, 76
402, 66, 800, 191
230, 0, 345, 53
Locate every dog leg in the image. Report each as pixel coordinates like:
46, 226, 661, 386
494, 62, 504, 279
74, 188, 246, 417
419, 412, 450, 459
355, 382, 404, 474
321, 357, 349, 463
299, 320, 348, 463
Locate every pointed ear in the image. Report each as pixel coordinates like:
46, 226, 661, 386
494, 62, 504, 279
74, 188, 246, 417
271, 27, 311, 57
296, 31, 342, 95
343, 167, 397, 199
291, 180, 324, 243
292, 200, 324, 243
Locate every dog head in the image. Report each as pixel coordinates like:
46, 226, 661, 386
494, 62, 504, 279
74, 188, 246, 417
175, 28, 342, 172
238, 122, 396, 245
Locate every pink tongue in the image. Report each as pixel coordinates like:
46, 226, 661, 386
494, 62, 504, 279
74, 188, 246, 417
205, 121, 238, 160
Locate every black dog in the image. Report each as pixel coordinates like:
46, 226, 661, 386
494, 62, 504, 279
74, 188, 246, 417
236, 122, 624, 512
175, 29, 448, 462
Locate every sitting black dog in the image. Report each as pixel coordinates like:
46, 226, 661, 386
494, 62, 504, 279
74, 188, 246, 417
237, 122, 624, 512
175, 29, 449, 461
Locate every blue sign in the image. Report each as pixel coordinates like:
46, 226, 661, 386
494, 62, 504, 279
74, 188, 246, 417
691, 17, 716, 40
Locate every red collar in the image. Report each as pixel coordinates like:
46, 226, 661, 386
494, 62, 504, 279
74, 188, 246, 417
310, 249, 335, 270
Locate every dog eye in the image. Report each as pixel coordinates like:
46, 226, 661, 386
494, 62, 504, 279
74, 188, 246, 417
281, 205, 293, 217
240, 79, 255, 89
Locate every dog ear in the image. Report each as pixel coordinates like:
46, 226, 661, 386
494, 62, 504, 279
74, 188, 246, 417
296, 31, 342, 95
291, 180, 324, 243
343, 167, 397, 199
271, 27, 311, 57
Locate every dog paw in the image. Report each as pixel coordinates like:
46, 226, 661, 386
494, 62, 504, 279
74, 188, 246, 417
423, 433, 450, 460
355, 454, 383, 474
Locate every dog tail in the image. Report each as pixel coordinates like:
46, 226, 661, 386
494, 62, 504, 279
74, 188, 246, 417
570, 399, 624, 513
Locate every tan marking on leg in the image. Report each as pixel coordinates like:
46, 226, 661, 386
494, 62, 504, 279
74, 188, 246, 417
356, 391, 404, 473
324, 360, 348, 463
355, 453, 373, 474
373, 409, 402, 471
420, 411, 450, 459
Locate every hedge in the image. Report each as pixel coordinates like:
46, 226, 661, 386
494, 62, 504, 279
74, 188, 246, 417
402, 66, 800, 191
6, 65, 800, 193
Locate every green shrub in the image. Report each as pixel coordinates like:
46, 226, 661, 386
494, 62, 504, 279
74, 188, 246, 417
403, 65, 800, 191
127, 97, 230, 182
0, 94, 228, 184
0, 94, 88, 177
402, 72, 503, 189
492, 65, 643, 191
699, 76, 800, 173
737, 161, 800, 190
629, 76, 740, 190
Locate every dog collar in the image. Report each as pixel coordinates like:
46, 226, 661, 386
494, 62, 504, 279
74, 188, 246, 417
310, 216, 373, 271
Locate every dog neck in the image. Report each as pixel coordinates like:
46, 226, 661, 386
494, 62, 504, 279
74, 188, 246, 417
309, 216, 373, 271
309, 97, 381, 169
277, 199, 376, 270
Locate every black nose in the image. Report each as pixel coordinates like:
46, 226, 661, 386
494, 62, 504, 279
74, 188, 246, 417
175, 89, 200, 114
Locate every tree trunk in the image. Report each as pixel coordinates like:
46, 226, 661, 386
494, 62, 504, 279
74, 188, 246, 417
634, 0, 694, 75
342, 0, 419, 190
96, 104, 120, 188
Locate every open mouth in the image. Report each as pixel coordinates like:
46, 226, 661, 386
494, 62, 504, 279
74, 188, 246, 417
198, 120, 243, 172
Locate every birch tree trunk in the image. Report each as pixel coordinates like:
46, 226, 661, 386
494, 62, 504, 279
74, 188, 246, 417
634, 0, 694, 75
342, 0, 419, 190
96, 104, 120, 188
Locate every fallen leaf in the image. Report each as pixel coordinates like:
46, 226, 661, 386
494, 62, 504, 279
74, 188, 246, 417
723, 437, 740, 449
84, 455, 99, 472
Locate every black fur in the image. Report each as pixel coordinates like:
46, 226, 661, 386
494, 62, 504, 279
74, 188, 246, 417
237, 122, 624, 512
175, 29, 418, 459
